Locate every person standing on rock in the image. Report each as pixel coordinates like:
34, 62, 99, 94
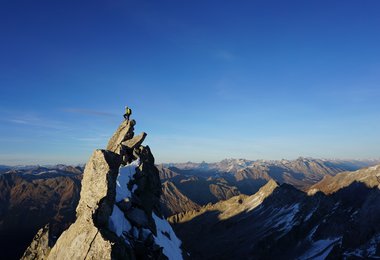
124, 106, 132, 121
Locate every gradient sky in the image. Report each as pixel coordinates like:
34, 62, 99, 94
1, 0, 380, 165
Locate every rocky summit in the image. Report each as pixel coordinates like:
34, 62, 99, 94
22, 116, 183, 260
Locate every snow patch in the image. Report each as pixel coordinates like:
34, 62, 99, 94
307, 224, 319, 241
109, 205, 132, 238
298, 237, 341, 260
109, 159, 183, 259
304, 207, 317, 222
115, 159, 140, 202
153, 213, 183, 260
272, 203, 300, 234
109, 160, 139, 239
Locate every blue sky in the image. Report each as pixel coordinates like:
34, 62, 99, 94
1, 0, 380, 165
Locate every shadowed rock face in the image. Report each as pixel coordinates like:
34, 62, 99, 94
160, 181, 200, 217
22, 117, 182, 260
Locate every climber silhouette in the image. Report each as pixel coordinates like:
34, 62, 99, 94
123, 106, 132, 121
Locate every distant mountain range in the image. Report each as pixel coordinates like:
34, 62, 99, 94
0, 158, 379, 259
163, 158, 380, 175
0, 165, 11, 173
159, 157, 380, 216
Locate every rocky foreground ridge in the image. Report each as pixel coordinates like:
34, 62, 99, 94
22, 117, 183, 259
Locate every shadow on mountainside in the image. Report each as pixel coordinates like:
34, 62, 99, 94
172, 181, 380, 260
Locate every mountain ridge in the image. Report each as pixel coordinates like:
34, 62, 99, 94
1, 158, 379, 258
308, 164, 380, 195
169, 164, 380, 259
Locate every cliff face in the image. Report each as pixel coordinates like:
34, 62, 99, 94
22, 117, 182, 260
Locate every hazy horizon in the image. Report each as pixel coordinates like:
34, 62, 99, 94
1, 1, 380, 165
2, 155, 380, 167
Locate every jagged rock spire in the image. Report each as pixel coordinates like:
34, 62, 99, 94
22, 110, 182, 260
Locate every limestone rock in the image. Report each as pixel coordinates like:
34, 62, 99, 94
22, 225, 51, 260
23, 115, 183, 260
121, 132, 147, 150
106, 120, 134, 154
47, 149, 130, 260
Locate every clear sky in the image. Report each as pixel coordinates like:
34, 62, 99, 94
1, 0, 380, 165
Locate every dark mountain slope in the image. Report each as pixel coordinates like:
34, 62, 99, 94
160, 181, 200, 217
157, 166, 242, 216
0, 167, 81, 260
170, 165, 380, 259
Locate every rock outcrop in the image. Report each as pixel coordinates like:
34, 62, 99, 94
23, 115, 183, 260
22, 225, 51, 260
